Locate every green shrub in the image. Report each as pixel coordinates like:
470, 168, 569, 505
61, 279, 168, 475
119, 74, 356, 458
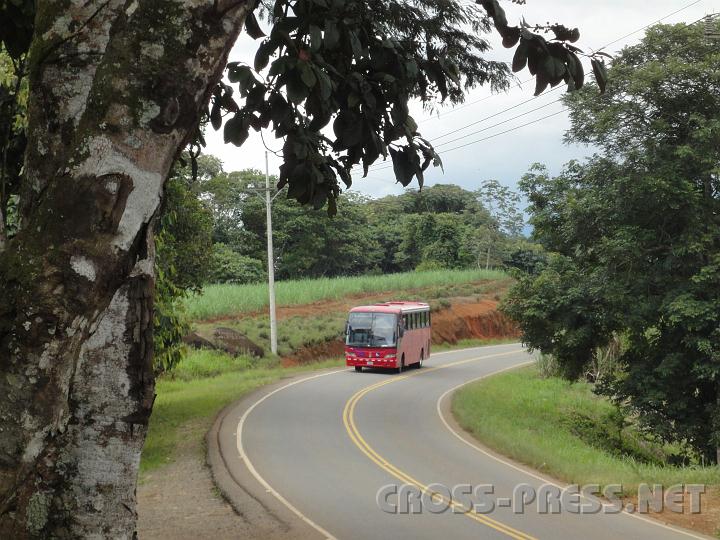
208, 244, 265, 284
536, 353, 562, 378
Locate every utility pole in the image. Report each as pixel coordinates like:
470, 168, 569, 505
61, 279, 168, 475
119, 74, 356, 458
705, 13, 720, 41
264, 152, 278, 355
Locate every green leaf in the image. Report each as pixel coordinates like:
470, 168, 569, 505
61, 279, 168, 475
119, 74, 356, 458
543, 46, 567, 85
299, 62, 317, 88
512, 40, 529, 73
223, 115, 249, 146
404, 115, 418, 136
287, 73, 310, 104
333, 111, 363, 149
228, 64, 254, 89
324, 20, 340, 49
310, 25, 323, 52
502, 27, 521, 49
591, 58, 608, 93
566, 50, 584, 90
245, 12, 266, 40
255, 43, 272, 72
389, 147, 416, 187
315, 68, 333, 100
210, 101, 222, 131
534, 71, 550, 96
349, 31, 363, 58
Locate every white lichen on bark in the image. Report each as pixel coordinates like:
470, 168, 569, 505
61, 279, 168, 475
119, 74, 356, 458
70, 256, 96, 281
63, 285, 140, 537
74, 136, 164, 251
1, 0, 252, 536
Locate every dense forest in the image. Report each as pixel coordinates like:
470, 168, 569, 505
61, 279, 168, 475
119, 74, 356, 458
157, 154, 537, 288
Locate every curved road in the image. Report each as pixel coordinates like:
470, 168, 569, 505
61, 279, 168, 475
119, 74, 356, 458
214, 343, 710, 540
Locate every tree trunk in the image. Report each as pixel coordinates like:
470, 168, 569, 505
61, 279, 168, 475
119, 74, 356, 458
0, 206, 5, 251
0, 1, 249, 537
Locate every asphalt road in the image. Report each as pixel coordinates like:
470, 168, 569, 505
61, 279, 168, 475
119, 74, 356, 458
216, 343, 710, 540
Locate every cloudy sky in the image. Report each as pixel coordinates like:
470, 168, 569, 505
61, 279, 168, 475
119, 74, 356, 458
203, 1, 714, 203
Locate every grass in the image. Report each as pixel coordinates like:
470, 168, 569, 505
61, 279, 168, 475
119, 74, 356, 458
144, 270, 515, 474
191, 273, 511, 357
141, 338, 520, 474
433, 337, 519, 351
452, 365, 720, 496
141, 351, 342, 473
186, 268, 507, 320
197, 311, 346, 357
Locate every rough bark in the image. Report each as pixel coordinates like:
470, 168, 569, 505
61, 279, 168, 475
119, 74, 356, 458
0, 206, 5, 251
0, 0, 249, 537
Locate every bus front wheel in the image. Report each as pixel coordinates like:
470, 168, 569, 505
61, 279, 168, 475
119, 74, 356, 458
355, 366, 362, 372
396, 356, 405, 374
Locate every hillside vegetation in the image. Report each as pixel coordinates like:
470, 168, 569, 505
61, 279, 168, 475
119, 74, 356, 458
187, 268, 507, 320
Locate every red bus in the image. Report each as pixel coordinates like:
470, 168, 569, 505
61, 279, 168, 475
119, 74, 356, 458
345, 302, 431, 373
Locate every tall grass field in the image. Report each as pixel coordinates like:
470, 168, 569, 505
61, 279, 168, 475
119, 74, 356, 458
186, 268, 507, 320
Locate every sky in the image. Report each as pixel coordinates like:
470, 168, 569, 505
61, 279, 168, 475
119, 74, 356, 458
203, 1, 716, 204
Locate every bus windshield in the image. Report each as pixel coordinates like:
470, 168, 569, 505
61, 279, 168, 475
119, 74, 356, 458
346, 312, 397, 348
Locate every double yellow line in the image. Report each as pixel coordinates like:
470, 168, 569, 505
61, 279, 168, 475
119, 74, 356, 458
342, 351, 537, 540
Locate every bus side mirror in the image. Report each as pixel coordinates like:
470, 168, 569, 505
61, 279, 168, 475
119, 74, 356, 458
344, 322, 349, 335
398, 326, 404, 337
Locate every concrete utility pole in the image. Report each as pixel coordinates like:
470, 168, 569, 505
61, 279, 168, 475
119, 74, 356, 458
705, 14, 720, 41
265, 152, 278, 355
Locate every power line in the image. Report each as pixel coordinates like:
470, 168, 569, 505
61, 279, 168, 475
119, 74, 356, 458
598, 0, 705, 51
439, 109, 568, 155
351, 4, 709, 179
418, 77, 535, 124
351, 86, 562, 176
369, 108, 568, 174
433, 97, 564, 148
415, 0, 706, 125
432, 89, 562, 143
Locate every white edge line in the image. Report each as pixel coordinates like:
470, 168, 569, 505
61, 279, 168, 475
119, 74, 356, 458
231, 342, 519, 540
431, 342, 522, 358
237, 369, 344, 540
436, 368, 713, 540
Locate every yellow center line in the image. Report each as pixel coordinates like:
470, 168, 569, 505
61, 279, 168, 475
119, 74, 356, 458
342, 350, 537, 540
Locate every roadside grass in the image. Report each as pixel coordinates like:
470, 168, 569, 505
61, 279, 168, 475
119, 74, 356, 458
144, 272, 515, 474
193, 277, 512, 357
198, 309, 515, 358
452, 366, 720, 496
141, 339, 524, 475
186, 268, 507, 320
197, 311, 346, 357
140, 351, 342, 473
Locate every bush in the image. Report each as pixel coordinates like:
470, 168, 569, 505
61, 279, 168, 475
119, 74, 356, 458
536, 352, 562, 378
561, 408, 668, 466
415, 260, 445, 272
208, 244, 265, 284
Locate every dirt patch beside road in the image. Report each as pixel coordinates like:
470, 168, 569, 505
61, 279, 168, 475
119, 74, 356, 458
281, 299, 520, 366
431, 300, 520, 344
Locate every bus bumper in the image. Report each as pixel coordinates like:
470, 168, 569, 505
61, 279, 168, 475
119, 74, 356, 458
345, 357, 398, 369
